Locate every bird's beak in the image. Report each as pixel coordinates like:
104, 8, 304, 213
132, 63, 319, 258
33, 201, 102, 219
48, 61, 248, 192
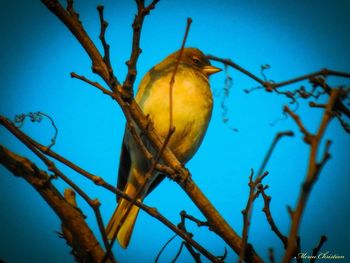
202, 65, 222, 76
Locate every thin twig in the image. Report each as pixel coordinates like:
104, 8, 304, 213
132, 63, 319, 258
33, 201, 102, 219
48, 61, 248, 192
155, 234, 178, 263
239, 170, 268, 263
284, 106, 313, 144
208, 55, 350, 91
169, 18, 192, 131
259, 186, 288, 247
180, 211, 209, 228
257, 131, 294, 177
97, 5, 112, 74
178, 211, 201, 263
208, 55, 350, 120
207, 55, 265, 85
310, 235, 327, 263
268, 248, 275, 263
122, 0, 160, 99
172, 242, 185, 263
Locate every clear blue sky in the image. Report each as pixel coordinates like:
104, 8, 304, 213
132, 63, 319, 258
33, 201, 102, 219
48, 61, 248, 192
0, 1, 349, 262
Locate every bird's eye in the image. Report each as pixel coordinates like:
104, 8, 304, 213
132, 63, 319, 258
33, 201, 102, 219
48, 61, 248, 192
191, 56, 200, 65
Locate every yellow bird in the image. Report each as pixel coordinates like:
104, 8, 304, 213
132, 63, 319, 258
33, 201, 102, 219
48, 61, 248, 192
106, 48, 221, 248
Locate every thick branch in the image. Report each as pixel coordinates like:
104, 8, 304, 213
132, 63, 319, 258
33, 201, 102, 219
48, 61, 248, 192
0, 145, 112, 263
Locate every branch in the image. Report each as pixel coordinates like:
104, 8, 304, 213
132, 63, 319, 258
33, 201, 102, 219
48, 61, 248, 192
0, 145, 112, 263
178, 211, 202, 263
257, 131, 294, 177
155, 234, 177, 263
122, 0, 160, 99
259, 186, 288, 247
97, 5, 112, 74
268, 248, 275, 263
282, 89, 340, 262
283, 106, 313, 144
239, 170, 268, 263
310, 235, 327, 263
207, 55, 265, 85
208, 55, 350, 119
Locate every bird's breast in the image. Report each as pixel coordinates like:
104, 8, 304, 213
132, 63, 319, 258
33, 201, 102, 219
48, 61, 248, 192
136, 69, 213, 163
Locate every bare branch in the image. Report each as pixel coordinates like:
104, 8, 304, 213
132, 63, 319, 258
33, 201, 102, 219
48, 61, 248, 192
239, 170, 268, 263
97, 5, 112, 74
284, 106, 313, 144
121, 0, 160, 99
282, 89, 340, 262
180, 210, 209, 228
257, 131, 294, 177
0, 145, 113, 263
259, 186, 288, 247
310, 235, 327, 263
207, 55, 265, 85
155, 234, 178, 263
178, 211, 203, 263
268, 248, 275, 263
208, 55, 350, 119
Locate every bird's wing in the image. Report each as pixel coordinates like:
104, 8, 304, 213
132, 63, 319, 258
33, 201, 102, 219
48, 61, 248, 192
116, 133, 131, 202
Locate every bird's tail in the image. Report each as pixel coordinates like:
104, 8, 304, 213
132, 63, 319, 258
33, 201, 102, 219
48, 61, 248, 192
106, 183, 140, 248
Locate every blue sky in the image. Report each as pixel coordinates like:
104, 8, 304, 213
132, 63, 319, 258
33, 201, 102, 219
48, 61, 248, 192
0, 1, 349, 262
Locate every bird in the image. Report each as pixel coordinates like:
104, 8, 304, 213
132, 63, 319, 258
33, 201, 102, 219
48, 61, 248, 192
106, 47, 221, 248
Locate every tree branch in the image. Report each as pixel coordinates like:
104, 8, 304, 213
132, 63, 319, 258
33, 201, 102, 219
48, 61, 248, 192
282, 89, 340, 262
0, 145, 113, 263
239, 171, 268, 263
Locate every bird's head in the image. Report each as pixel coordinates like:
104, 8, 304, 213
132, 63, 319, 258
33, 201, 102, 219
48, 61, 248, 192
170, 48, 222, 77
